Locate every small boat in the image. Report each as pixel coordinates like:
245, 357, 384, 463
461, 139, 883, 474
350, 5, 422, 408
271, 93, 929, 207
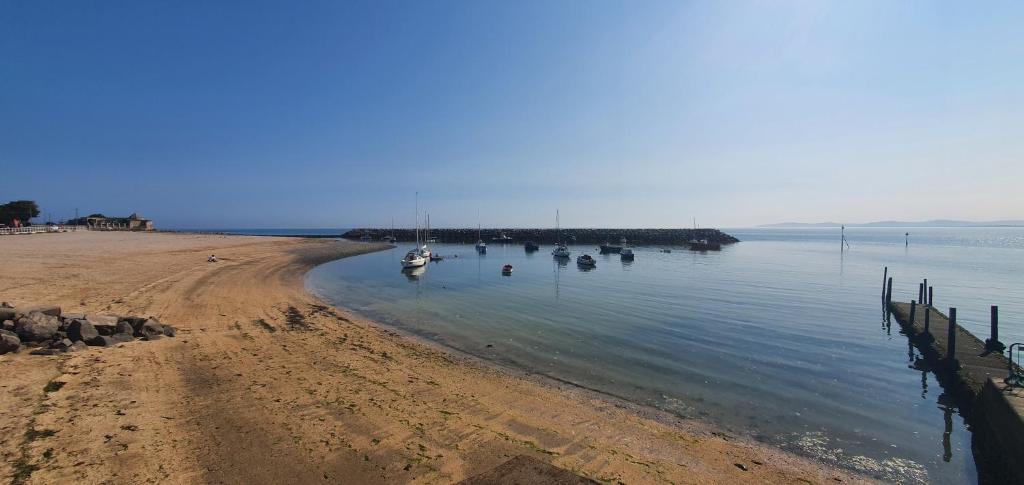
475, 219, 487, 253
577, 254, 597, 267
382, 235, 396, 244
429, 254, 444, 261
687, 239, 721, 251
524, 241, 539, 251
501, 264, 514, 274
552, 211, 570, 258
491, 233, 514, 244
621, 248, 635, 261
419, 245, 432, 259
599, 242, 623, 254
401, 250, 428, 268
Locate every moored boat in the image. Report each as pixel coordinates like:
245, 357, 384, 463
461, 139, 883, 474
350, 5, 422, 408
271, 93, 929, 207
577, 254, 597, 267
599, 242, 623, 254
501, 264, 514, 274
552, 210, 571, 258
621, 248, 635, 260
401, 250, 427, 268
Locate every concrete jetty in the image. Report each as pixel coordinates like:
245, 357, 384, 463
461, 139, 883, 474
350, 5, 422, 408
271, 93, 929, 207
888, 302, 1024, 483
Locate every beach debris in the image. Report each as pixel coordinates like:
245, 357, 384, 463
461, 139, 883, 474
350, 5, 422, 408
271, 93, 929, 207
734, 463, 748, 471
0, 303, 177, 355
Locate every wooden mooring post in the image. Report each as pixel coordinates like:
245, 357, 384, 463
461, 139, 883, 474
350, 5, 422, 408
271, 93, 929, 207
986, 306, 1006, 352
885, 277, 893, 307
918, 283, 925, 304
882, 266, 888, 299
946, 308, 958, 369
928, 286, 933, 306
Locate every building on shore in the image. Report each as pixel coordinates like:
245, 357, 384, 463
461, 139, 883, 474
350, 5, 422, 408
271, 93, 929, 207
68, 213, 154, 231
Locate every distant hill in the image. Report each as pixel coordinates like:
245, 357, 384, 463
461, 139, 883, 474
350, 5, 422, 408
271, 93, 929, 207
761, 219, 1024, 228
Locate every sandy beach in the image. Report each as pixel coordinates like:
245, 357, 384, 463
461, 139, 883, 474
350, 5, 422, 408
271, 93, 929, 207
0, 232, 871, 484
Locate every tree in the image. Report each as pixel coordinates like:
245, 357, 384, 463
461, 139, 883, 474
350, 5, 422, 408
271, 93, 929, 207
0, 200, 41, 226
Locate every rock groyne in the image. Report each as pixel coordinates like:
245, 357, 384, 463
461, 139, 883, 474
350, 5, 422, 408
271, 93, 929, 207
342, 228, 740, 246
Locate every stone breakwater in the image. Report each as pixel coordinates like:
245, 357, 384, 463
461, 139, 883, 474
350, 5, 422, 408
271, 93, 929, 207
343, 228, 740, 245
0, 303, 177, 355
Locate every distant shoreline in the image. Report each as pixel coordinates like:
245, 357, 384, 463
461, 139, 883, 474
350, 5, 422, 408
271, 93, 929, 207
761, 220, 1024, 228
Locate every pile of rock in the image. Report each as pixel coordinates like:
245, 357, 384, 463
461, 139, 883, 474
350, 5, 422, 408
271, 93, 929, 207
0, 303, 176, 356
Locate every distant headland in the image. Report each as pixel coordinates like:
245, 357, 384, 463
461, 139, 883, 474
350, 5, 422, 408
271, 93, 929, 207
761, 219, 1024, 228
342, 228, 740, 245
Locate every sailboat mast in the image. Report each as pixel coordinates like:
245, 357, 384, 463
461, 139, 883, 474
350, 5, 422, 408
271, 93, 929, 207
415, 192, 420, 246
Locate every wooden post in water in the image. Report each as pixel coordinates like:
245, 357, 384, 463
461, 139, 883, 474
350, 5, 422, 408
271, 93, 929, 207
928, 286, 933, 307
946, 308, 958, 368
885, 277, 893, 308
909, 300, 917, 329
924, 306, 932, 339
918, 283, 924, 304
986, 306, 1005, 352
882, 267, 888, 299
923, 279, 928, 303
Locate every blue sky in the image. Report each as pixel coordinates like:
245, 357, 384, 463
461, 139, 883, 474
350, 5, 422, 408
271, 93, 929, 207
2, 1, 1022, 228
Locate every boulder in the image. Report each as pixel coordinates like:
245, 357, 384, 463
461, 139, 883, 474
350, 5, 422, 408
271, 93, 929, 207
0, 308, 16, 321
87, 335, 117, 347
2, 320, 13, 332
62, 312, 86, 321
50, 338, 74, 351
67, 340, 89, 352
15, 312, 61, 342
19, 305, 61, 317
111, 332, 135, 343
121, 316, 148, 332
87, 315, 120, 336
116, 322, 134, 335
136, 319, 164, 339
0, 330, 20, 354
162, 325, 177, 337
67, 320, 99, 343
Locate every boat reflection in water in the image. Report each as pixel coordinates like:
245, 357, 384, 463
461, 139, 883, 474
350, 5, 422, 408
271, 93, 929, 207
401, 265, 426, 281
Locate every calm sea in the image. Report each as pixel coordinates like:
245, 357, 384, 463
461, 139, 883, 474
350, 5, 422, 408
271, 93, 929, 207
306, 227, 1024, 484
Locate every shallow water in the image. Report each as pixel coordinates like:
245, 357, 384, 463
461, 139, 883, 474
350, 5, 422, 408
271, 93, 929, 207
307, 227, 1024, 484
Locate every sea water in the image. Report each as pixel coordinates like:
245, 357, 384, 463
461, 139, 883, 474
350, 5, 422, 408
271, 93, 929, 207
307, 227, 1024, 484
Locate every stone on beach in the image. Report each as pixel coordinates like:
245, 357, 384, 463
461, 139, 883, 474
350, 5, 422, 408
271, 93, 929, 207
15, 311, 61, 342
0, 329, 20, 354
67, 320, 99, 342
136, 318, 164, 339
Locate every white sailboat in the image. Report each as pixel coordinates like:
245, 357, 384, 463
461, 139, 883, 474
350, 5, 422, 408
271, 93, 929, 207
475, 214, 487, 253
419, 214, 432, 259
552, 210, 570, 258
402, 195, 428, 269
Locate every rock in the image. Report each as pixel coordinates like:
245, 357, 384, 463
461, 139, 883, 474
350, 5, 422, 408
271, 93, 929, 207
50, 338, 74, 351
121, 316, 147, 332
67, 340, 89, 352
87, 335, 117, 347
19, 305, 61, 317
29, 348, 62, 356
2, 320, 13, 332
84, 315, 119, 335
1, 301, 13, 308
67, 320, 99, 342
162, 325, 177, 337
0, 330, 20, 354
136, 319, 164, 339
15, 312, 61, 342
111, 333, 135, 344
116, 322, 134, 335
0, 308, 16, 321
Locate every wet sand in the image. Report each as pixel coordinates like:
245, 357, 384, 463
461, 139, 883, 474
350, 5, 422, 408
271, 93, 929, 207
0, 231, 873, 484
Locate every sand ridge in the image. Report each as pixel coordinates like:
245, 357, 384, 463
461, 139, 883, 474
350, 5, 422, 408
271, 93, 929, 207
0, 231, 873, 484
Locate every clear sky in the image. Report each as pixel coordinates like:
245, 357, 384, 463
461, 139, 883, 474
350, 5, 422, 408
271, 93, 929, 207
2, 1, 1022, 228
